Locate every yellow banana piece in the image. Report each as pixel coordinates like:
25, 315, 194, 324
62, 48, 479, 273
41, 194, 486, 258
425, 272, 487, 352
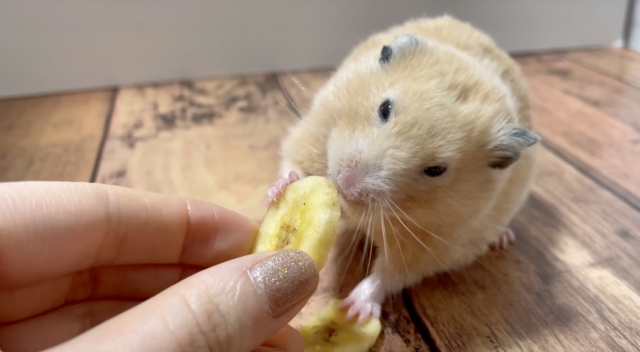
253, 176, 382, 351
252, 175, 341, 270
299, 299, 382, 352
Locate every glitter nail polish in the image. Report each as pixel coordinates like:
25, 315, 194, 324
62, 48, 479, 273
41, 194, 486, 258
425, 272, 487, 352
249, 249, 319, 318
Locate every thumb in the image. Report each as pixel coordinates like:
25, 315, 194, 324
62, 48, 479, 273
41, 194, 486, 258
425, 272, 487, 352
47, 249, 319, 352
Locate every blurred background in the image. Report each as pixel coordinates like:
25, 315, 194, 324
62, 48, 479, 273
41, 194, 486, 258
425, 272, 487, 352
0, 0, 634, 99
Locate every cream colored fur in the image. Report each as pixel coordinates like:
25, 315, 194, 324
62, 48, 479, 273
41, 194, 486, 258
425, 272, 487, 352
277, 15, 539, 318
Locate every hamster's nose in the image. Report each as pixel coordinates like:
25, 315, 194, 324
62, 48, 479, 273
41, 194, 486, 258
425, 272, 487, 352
336, 169, 366, 202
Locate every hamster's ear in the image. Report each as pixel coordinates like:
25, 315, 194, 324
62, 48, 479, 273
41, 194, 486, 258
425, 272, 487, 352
379, 34, 424, 65
488, 125, 541, 169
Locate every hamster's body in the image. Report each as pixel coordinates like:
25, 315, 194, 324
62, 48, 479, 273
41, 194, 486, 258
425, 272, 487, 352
268, 15, 540, 322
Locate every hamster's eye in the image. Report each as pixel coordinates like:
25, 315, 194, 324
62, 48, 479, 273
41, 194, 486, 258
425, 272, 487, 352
378, 99, 393, 123
424, 165, 447, 177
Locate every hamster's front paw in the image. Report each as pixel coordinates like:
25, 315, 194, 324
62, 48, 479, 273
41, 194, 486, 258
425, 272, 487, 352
340, 275, 384, 323
265, 171, 301, 206
489, 228, 515, 250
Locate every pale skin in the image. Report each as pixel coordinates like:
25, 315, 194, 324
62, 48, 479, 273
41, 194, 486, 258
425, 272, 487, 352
0, 182, 316, 352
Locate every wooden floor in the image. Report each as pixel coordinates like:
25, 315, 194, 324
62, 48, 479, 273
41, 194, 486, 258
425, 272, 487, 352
2, 48, 640, 351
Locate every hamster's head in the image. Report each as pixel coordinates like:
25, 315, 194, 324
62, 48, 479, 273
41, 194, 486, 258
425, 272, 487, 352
310, 34, 540, 225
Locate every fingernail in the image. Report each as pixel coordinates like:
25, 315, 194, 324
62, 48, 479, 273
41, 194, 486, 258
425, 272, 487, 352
249, 249, 319, 318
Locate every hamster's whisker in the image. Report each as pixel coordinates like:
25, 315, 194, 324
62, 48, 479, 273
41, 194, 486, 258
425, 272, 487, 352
365, 207, 375, 276
387, 199, 448, 244
276, 74, 302, 118
360, 207, 372, 274
274, 90, 301, 120
384, 199, 446, 269
338, 208, 368, 286
384, 205, 410, 279
358, 207, 369, 271
290, 74, 311, 99
377, 199, 390, 265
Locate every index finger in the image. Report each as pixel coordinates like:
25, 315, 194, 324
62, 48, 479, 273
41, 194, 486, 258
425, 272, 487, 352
0, 182, 259, 289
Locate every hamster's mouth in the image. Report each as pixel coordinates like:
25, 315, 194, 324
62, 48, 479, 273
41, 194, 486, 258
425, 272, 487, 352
336, 193, 372, 219
328, 172, 372, 218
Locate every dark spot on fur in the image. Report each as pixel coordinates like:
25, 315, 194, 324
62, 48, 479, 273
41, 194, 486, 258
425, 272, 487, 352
455, 84, 473, 103
488, 153, 520, 169
380, 45, 393, 64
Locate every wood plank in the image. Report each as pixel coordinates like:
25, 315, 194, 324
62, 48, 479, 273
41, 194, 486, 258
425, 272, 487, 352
0, 90, 114, 182
522, 65, 640, 209
564, 48, 640, 89
409, 147, 640, 352
95, 76, 298, 222
95, 75, 428, 351
516, 54, 640, 132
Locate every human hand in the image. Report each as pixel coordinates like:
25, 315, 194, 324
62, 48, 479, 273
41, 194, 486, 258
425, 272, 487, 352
0, 182, 319, 352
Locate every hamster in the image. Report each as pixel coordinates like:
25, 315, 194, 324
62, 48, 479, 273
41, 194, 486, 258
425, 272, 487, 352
266, 15, 540, 323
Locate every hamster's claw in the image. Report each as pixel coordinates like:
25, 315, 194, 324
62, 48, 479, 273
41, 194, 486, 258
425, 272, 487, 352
490, 228, 515, 250
339, 295, 382, 324
265, 171, 300, 206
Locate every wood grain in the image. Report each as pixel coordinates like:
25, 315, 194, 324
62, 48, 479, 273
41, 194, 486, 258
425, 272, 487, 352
409, 147, 640, 352
516, 54, 640, 132
94, 76, 300, 221
564, 49, 640, 89
0, 90, 114, 182
519, 58, 640, 209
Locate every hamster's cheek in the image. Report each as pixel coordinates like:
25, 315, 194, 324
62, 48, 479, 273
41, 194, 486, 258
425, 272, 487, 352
325, 130, 343, 182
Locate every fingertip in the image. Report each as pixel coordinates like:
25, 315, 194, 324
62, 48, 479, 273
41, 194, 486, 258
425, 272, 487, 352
49, 251, 315, 352
259, 324, 305, 352
248, 250, 319, 319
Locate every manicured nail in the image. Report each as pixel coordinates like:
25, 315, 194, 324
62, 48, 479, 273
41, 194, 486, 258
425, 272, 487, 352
249, 249, 319, 318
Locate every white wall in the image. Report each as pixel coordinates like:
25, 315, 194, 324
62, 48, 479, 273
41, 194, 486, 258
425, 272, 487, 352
0, 0, 629, 99
629, 0, 640, 50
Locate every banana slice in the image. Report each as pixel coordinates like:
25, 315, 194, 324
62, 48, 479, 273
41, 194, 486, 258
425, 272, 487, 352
252, 176, 341, 270
299, 299, 382, 352
253, 176, 382, 351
